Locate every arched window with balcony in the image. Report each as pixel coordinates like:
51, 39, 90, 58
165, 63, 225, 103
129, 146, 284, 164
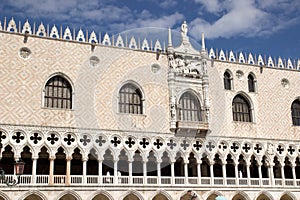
232, 94, 252, 122
119, 83, 143, 114
178, 92, 202, 121
291, 99, 300, 125
44, 75, 72, 109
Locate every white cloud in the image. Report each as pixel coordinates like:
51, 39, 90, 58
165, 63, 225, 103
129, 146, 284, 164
190, 0, 300, 39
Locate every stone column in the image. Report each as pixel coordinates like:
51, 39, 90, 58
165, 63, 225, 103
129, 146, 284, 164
222, 164, 227, 186
184, 161, 188, 184
210, 162, 214, 185
269, 164, 274, 186
82, 158, 87, 184
49, 156, 55, 185
98, 159, 103, 184
66, 156, 71, 185
143, 161, 147, 184
292, 164, 296, 186
171, 162, 175, 185
235, 164, 239, 186
114, 159, 118, 184
128, 161, 133, 184
31, 157, 37, 184
197, 161, 201, 185
258, 164, 262, 186
157, 161, 161, 185
246, 163, 251, 186
281, 164, 285, 186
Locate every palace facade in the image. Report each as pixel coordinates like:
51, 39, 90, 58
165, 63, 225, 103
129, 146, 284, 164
0, 18, 300, 200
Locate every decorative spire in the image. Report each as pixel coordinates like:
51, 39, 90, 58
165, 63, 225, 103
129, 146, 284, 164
201, 32, 205, 51
168, 27, 172, 47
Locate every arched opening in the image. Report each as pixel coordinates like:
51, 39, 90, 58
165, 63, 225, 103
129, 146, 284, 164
248, 73, 256, 92
37, 146, 49, 175
206, 194, 217, 200
249, 155, 259, 178
280, 194, 293, 200
21, 146, 32, 175
71, 148, 82, 175
200, 155, 210, 177
123, 194, 140, 200
118, 149, 129, 176
223, 71, 232, 90
232, 194, 247, 200
103, 149, 114, 176
238, 155, 247, 178
0, 145, 14, 174
92, 194, 110, 200
291, 99, 300, 126
132, 150, 143, 176
188, 152, 197, 177
256, 194, 270, 200
284, 157, 293, 179
226, 154, 235, 177
213, 154, 222, 177
87, 149, 98, 175
261, 156, 269, 178
152, 194, 168, 200
295, 157, 300, 178
147, 151, 157, 177
273, 156, 282, 178
24, 194, 43, 200
175, 152, 184, 177
58, 194, 77, 200
161, 151, 171, 177
54, 147, 66, 175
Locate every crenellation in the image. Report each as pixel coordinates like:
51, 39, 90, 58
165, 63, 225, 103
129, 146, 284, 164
2, 17, 298, 71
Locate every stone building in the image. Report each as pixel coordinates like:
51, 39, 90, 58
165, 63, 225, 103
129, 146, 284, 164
0, 18, 299, 200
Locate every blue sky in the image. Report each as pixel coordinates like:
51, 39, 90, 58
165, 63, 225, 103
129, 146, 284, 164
1, 0, 300, 60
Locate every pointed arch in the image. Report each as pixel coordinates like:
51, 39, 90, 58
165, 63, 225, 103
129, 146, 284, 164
256, 191, 274, 200
121, 190, 144, 200
279, 191, 296, 200
248, 72, 257, 92
19, 190, 47, 200
224, 70, 233, 90
89, 190, 114, 200
151, 191, 172, 200
231, 191, 250, 200
291, 99, 300, 126
57, 190, 82, 200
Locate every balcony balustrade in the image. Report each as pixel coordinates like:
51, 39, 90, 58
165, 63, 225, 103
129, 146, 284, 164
2, 174, 300, 188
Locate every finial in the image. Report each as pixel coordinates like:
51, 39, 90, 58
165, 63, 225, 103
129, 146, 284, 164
168, 27, 172, 47
201, 32, 205, 51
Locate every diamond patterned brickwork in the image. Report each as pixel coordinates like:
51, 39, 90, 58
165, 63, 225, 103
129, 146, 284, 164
208, 61, 300, 140
0, 32, 170, 133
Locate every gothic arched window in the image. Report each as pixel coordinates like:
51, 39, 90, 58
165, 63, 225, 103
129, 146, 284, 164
179, 92, 201, 121
291, 99, 300, 126
44, 75, 72, 109
224, 71, 232, 90
119, 83, 143, 114
248, 74, 256, 92
232, 94, 252, 122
